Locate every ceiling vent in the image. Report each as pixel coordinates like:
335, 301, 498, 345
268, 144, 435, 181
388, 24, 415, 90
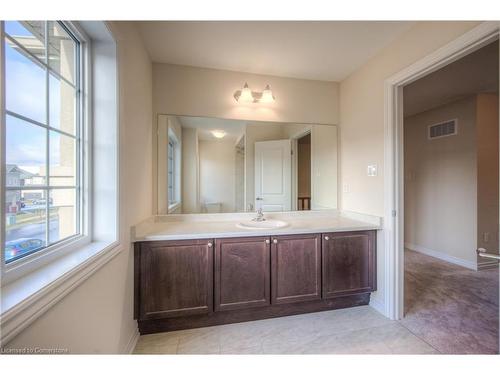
428, 119, 457, 140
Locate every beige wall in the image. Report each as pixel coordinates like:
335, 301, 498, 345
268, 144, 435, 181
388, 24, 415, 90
404, 97, 478, 266
339, 21, 480, 216
153, 63, 339, 125
6, 22, 153, 353
181, 127, 200, 214
199, 139, 236, 213
311, 125, 338, 210
476, 94, 499, 261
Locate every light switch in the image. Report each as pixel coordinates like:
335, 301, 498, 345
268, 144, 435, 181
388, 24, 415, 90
343, 184, 350, 193
367, 164, 378, 177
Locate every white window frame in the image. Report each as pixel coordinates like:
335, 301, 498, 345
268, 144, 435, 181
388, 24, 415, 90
167, 127, 181, 212
167, 137, 176, 205
1, 21, 91, 283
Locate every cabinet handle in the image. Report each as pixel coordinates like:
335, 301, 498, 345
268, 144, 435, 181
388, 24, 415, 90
324, 236, 329, 241
207, 242, 213, 248
265, 239, 270, 244
273, 239, 278, 244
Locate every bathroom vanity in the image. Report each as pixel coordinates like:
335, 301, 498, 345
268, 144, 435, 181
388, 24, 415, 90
133, 212, 380, 334
133, 114, 381, 335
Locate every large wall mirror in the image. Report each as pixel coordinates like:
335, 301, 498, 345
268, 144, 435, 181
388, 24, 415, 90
156, 115, 338, 214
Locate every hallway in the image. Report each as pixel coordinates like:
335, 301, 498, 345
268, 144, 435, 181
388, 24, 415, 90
402, 249, 499, 354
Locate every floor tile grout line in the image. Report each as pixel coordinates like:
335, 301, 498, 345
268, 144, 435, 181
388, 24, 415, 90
397, 321, 443, 354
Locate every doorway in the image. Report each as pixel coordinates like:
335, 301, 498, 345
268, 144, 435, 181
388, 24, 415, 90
297, 133, 311, 210
386, 23, 500, 354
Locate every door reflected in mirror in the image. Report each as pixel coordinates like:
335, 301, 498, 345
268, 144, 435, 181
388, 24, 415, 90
156, 115, 337, 214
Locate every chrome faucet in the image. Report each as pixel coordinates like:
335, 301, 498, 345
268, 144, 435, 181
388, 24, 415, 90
253, 208, 265, 222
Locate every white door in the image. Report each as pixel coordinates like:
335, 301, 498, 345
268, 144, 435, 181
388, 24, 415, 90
254, 139, 292, 212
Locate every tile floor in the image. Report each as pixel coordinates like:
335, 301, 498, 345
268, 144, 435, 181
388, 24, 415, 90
133, 306, 438, 354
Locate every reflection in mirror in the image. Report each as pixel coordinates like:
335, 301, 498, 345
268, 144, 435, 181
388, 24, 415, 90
157, 115, 337, 214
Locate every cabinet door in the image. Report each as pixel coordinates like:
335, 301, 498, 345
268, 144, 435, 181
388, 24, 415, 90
215, 236, 271, 311
322, 231, 376, 298
139, 239, 214, 320
271, 234, 321, 304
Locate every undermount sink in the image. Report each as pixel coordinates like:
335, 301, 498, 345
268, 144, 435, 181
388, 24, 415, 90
236, 219, 289, 230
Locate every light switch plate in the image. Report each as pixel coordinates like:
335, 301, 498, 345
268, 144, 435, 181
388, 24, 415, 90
367, 164, 378, 177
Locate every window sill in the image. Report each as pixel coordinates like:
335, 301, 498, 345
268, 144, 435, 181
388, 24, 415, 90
0, 240, 122, 345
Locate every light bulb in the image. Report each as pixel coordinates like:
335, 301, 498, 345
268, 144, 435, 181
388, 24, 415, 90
260, 85, 275, 103
238, 82, 254, 103
211, 130, 226, 139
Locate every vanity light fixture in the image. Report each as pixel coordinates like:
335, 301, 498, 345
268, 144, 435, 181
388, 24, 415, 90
234, 83, 275, 104
211, 130, 226, 139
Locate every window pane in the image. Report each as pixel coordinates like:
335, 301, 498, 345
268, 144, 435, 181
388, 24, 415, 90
49, 189, 76, 244
49, 73, 76, 134
6, 115, 46, 187
48, 21, 76, 84
5, 189, 47, 263
168, 187, 173, 204
5, 21, 46, 63
5, 40, 47, 124
49, 131, 76, 186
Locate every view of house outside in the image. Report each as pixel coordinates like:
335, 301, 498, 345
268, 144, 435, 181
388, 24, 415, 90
4, 21, 78, 262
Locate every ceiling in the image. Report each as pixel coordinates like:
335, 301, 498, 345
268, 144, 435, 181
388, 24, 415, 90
178, 116, 245, 141
137, 21, 415, 82
404, 40, 499, 117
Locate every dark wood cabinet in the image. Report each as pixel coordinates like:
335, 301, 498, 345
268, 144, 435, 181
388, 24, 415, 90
271, 234, 322, 304
322, 231, 376, 298
214, 236, 271, 311
137, 239, 214, 320
134, 230, 377, 334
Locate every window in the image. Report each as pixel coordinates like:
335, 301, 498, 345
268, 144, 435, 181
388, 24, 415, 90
167, 138, 176, 205
3, 21, 82, 264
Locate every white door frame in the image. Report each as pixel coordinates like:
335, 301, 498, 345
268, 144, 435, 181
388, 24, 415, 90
290, 127, 312, 211
384, 21, 500, 320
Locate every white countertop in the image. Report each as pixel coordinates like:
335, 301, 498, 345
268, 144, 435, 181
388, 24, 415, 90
132, 210, 382, 242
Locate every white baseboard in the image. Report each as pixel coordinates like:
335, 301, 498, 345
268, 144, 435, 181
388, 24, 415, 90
123, 325, 139, 354
405, 242, 477, 270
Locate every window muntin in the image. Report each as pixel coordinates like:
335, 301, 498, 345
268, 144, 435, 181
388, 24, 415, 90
3, 21, 81, 264
167, 139, 175, 205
